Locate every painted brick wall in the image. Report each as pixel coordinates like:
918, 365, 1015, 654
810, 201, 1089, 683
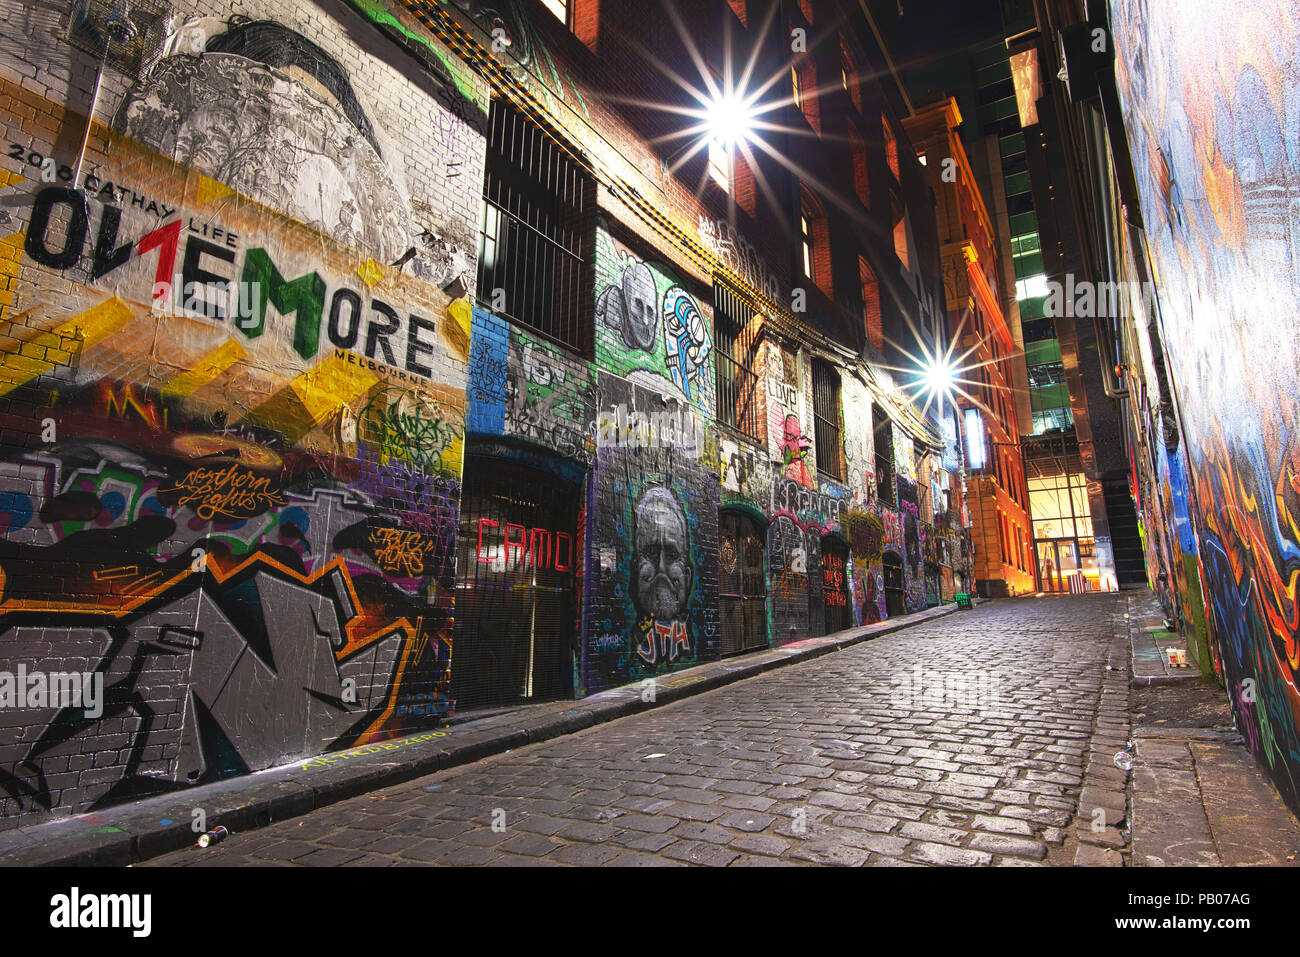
0, 0, 487, 829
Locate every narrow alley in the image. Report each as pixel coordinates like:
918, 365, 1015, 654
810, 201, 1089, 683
132, 595, 1298, 868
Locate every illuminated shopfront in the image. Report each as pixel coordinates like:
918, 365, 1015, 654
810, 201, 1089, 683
1029, 472, 1099, 592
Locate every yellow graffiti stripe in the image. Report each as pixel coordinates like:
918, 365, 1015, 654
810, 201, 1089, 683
0, 167, 27, 313
160, 339, 249, 400
290, 354, 380, 424
239, 353, 380, 445
0, 296, 133, 397
193, 173, 233, 205
0, 231, 22, 317
445, 296, 471, 358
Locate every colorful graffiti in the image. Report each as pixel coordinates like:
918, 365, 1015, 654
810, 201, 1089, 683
595, 228, 713, 414
589, 370, 718, 689
1113, 0, 1300, 809
781, 414, 814, 487
0, 7, 480, 828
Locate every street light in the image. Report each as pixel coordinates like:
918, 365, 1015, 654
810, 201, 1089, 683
703, 90, 758, 149
919, 353, 959, 410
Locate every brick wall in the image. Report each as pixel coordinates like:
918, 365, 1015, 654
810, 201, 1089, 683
0, 0, 487, 830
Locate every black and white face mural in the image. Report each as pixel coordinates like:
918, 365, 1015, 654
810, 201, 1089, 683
596, 257, 659, 352
629, 484, 695, 667
631, 485, 693, 624
112, 17, 473, 282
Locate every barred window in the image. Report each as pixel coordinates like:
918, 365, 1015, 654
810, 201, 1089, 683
713, 281, 763, 444
477, 98, 590, 351
874, 403, 896, 506
812, 358, 843, 482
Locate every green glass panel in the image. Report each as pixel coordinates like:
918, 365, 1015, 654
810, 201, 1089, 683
1024, 339, 1061, 366
1014, 252, 1044, 279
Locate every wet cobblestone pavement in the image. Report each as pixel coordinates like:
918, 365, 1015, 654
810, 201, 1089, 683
147, 595, 1124, 867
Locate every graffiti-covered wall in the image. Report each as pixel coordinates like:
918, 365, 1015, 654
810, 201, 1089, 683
0, 0, 488, 828
584, 225, 719, 690
1112, 0, 1300, 809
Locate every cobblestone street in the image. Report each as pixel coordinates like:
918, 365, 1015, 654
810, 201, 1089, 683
147, 595, 1128, 867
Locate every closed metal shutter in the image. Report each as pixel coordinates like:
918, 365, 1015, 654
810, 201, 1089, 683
452, 458, 578, 710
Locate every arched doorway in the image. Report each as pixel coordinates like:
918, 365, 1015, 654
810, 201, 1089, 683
719, 509, 768, 655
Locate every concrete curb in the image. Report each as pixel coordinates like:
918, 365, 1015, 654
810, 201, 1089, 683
1127, 593, 1200, 687
0, 599, 978, 867
1130, 673, 1202, 687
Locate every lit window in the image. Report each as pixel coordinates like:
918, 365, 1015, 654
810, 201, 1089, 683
541, 0, 568, 23
839, 39, 862, 112
708, 138, 730, 191
792, 58, 819, 134
964, 408, 986, 469
801, 213, 813, 278
1016, 273, 1050, 300
883, 116, 899, 179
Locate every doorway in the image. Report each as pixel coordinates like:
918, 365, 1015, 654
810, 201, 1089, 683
821, 536, 851, 634
1036, 539, 1080, 593
883, 553, 906, 618
719, 510, 768, 655
453, 457, 579, 710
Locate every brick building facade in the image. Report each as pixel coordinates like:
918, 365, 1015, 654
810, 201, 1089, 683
904, 97, 1034, 597
0, 0, 971, 829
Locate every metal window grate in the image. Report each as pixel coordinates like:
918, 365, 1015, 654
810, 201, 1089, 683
873, 403, 896, 506
713, 281, 763, 443
477, 98, 589, 351
811, 358, 843, 481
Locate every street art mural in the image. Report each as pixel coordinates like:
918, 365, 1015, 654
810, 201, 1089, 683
466, 306, 596, 464
780, 413, 814, 487
1113, 0, 1300, 809
588, 371, 718, 691
0, 2, 486, 827
595, 228, 714, 415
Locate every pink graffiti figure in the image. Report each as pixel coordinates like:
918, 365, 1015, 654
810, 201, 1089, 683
781, 414, 813, 487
